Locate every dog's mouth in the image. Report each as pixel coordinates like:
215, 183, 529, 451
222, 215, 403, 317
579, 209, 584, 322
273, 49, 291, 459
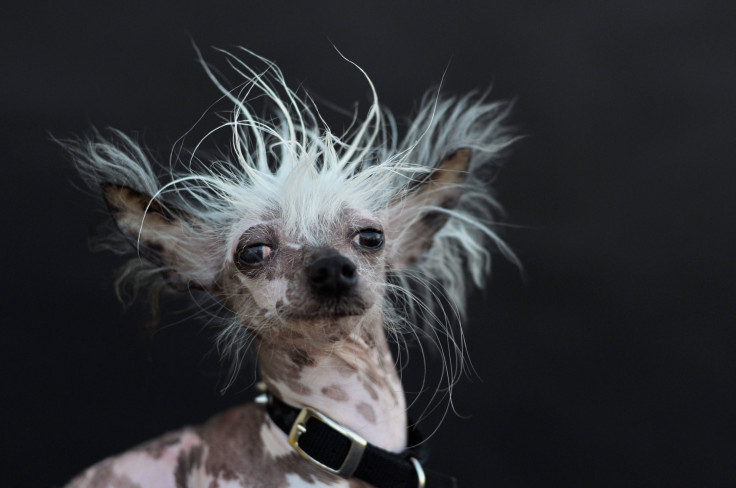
277, 273, 376, 320
279, 294, 369, 320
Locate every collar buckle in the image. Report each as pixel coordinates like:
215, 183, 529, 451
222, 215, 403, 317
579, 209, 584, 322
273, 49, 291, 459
288, 406, 367, 478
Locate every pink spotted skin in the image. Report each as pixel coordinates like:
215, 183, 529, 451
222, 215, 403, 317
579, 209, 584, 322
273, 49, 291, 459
65, 405, 369, 488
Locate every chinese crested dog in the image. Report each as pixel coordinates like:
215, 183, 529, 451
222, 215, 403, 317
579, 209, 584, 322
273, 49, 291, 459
63, 48, 516, 488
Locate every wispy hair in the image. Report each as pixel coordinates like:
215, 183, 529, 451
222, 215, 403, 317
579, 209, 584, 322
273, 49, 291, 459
63, 47, 518, 373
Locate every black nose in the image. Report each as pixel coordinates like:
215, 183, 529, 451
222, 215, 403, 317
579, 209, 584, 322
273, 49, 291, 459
308, 254, 358, 296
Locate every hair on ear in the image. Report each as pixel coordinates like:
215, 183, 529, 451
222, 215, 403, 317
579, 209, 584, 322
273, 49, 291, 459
100, 183, 221, 292
102, 184, 173, 265
383, 91, 520, 322
387, 148, 471, 268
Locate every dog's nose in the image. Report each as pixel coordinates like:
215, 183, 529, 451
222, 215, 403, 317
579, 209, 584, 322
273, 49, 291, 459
308, 254, 358, 296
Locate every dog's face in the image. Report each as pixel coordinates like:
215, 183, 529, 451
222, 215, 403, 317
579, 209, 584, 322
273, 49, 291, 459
218, 206, 389, 339
102, 150, 470, 345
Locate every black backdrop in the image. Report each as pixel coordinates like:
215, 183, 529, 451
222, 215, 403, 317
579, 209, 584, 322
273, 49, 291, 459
2, 1, 735, 487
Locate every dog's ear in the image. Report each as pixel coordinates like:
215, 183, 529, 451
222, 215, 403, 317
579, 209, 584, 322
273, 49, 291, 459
102, 184, 221, 290
387, 148, 470, 269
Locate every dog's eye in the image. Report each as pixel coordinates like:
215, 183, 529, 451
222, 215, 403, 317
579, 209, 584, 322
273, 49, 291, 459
237, 244, 272, 266
353, 229, 384, 250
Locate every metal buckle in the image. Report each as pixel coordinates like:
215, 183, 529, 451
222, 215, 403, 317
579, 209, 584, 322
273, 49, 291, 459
410, 457, 427, 488
288, 406, 367, 478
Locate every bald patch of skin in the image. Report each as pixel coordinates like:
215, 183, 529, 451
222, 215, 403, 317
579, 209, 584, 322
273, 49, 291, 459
259, 352, 314, 398
141, 432, 182, 459
356, 403, 377, 424
65, 430, 201, 488
253, 306, 407, 453
67, 404, 373, 488
321, 385, 349, 402
362, 381, 379, 401
174, 446, 202, 488
289, 348, 314, 368
249, 278, 290, 311
67, 462, 142, 488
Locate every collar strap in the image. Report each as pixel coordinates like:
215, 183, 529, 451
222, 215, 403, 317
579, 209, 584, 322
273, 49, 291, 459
263, 392, 457, 488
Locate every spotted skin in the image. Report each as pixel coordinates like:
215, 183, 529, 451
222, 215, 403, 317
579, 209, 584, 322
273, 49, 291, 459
66, 404, 370, 488
256, 308, 407, 453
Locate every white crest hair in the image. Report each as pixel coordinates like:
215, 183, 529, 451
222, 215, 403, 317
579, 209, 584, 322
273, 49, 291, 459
64, 47, 518, 362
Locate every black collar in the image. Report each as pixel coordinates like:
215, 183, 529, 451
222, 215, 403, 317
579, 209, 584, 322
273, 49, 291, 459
262, 392, 457, 488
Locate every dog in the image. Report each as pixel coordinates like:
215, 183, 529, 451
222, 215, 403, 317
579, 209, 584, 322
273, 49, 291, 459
62, 47, 516, 488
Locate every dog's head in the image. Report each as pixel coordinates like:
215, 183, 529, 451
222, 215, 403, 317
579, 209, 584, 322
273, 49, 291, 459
70, 50, 515, 351
101, 147, 471, 346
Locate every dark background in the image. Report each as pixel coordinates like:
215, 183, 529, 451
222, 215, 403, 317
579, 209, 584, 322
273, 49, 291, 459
2, 1, 735, 487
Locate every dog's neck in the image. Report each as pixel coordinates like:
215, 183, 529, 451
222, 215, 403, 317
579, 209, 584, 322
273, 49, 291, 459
255, 308, 407, 452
